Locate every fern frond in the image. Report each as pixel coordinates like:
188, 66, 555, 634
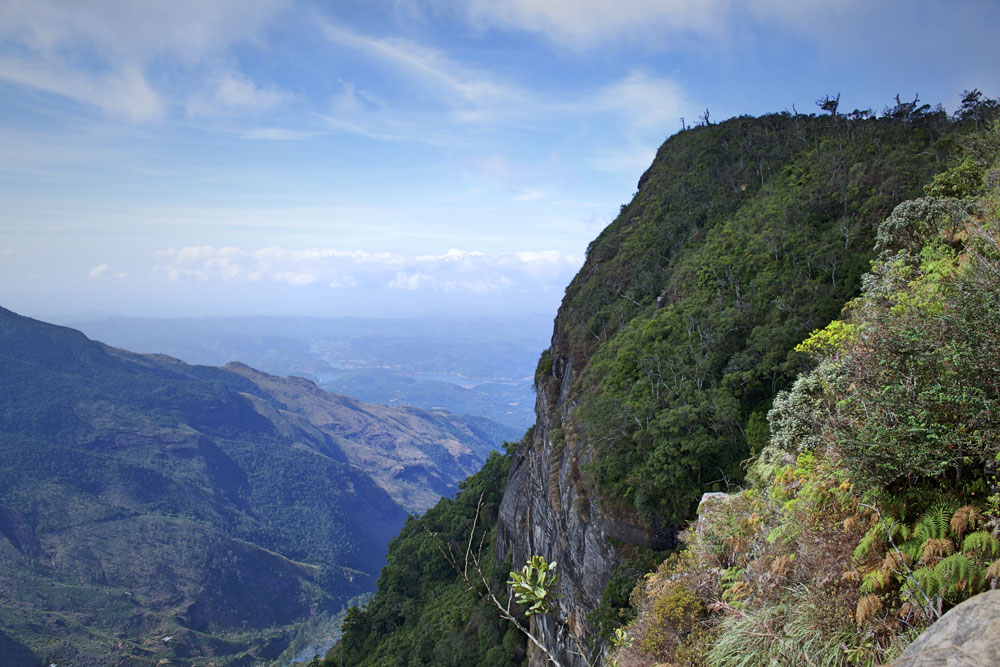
854, 523, 885, 561
887, 517, 908, 542
856, 594, 883, 626
910, 567, 941, 597
721, 566, 744, 586
914, 504, 953, 542
899, 537, 925, 564
934, 552, 982, 593
985, 559, 1000, 582
951, 506, 983, 539
962, 531, 1000, 558
860, 568, 890, 593
921, 538, 955, 567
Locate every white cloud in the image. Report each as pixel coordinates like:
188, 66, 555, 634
0, 0, 288, 122
0, 58, 164, 122
320, 21, 524, 115
0, 0, 287, 64
316, 22, 687, 154
155, 245, 582, 295
187, 72, 289, 117
88, 263, 109, 278
0, 248, 15, 257
446, 0, 729, 48
589, 71, 685, 132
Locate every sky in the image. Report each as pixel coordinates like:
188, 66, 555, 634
0, 0, 998, 319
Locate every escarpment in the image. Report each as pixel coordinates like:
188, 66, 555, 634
496, 107, 967, 665
324, 104, 988, 667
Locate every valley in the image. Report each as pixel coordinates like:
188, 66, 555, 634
0, 308, 517, 664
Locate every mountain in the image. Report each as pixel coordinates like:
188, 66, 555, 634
0, 307, 513, 665
326, 99, 997, 666
61, 314, 551, 430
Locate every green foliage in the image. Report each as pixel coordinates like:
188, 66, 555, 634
573, 111, 967, 523
323, 450, 525, 667
744, 411, 769, 456
591, 113, 1000, 667
639, 581, 704, 656
833, 211, 1000, 489
508, 556, 560, 616
924, 157, 986, 197
794, 320, 860, 359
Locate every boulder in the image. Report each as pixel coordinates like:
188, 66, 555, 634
894, 590, 1000, 666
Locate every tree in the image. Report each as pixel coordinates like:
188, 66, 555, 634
816, 92, 840, 115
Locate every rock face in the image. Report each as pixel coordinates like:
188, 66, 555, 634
496, 349, 674, 666
894, 590, 1000, 666
496, 354, 614, 666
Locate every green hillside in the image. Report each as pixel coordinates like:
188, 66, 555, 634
326, 97, 1000, 665
0, 308, 507, 665
613, 110, 1000, 667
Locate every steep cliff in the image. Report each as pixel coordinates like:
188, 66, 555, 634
496, 107, 969, 665
608, 116, 1000, 666
326, 103, 985, 666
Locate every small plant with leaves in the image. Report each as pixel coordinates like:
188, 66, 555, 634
509, 555, 561, 616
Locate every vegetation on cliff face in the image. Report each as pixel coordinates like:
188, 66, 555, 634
326, 97, 1000, 666
564, 103, 980, 525
321, 448, 526, 666
611, 117, 1000, 666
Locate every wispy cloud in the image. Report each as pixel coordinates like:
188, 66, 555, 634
0, 58, 164, 122
154, 245, 582, 295
316, 21, 687, 149
441, 0, 729, 48
319, 21, 525, 118
0, 0, 288, 122
88, 263, 127, 279
186, 72, 290, 117
241, 127, 319, 140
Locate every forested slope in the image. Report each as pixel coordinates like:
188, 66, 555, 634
613, 111, 1000, 667
0, 309, 506, 665
327, 94, 999, 666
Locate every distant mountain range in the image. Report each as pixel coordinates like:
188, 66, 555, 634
0, 306, 516, 665
61, 314, 552, 430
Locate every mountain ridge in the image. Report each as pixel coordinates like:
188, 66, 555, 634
325, 100, 997, 666
0, 306, 513, 665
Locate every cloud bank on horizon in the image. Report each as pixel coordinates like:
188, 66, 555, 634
0, 0, 998, 317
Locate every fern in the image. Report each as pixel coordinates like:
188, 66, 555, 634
909, 567, 941, 597
854, 523, 885, 560
913, 504, 953, 542
934, 552, 982, 594
962, 530, 1000, 558
860, 568, 891, 593
921, 538, 955, 566
855, 594, 883, 626
721, 566, 744, 588
951, 506, 983, 539
899, 537, 925, 564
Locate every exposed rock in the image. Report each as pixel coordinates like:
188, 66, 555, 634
894, 590, 1000, 666
496, 349, 676, 666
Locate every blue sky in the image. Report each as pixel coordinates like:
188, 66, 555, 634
1, 0, 997, 318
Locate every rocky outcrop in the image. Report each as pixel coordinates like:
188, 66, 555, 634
894, 590, 1000, 666
496, 348, 674, 666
